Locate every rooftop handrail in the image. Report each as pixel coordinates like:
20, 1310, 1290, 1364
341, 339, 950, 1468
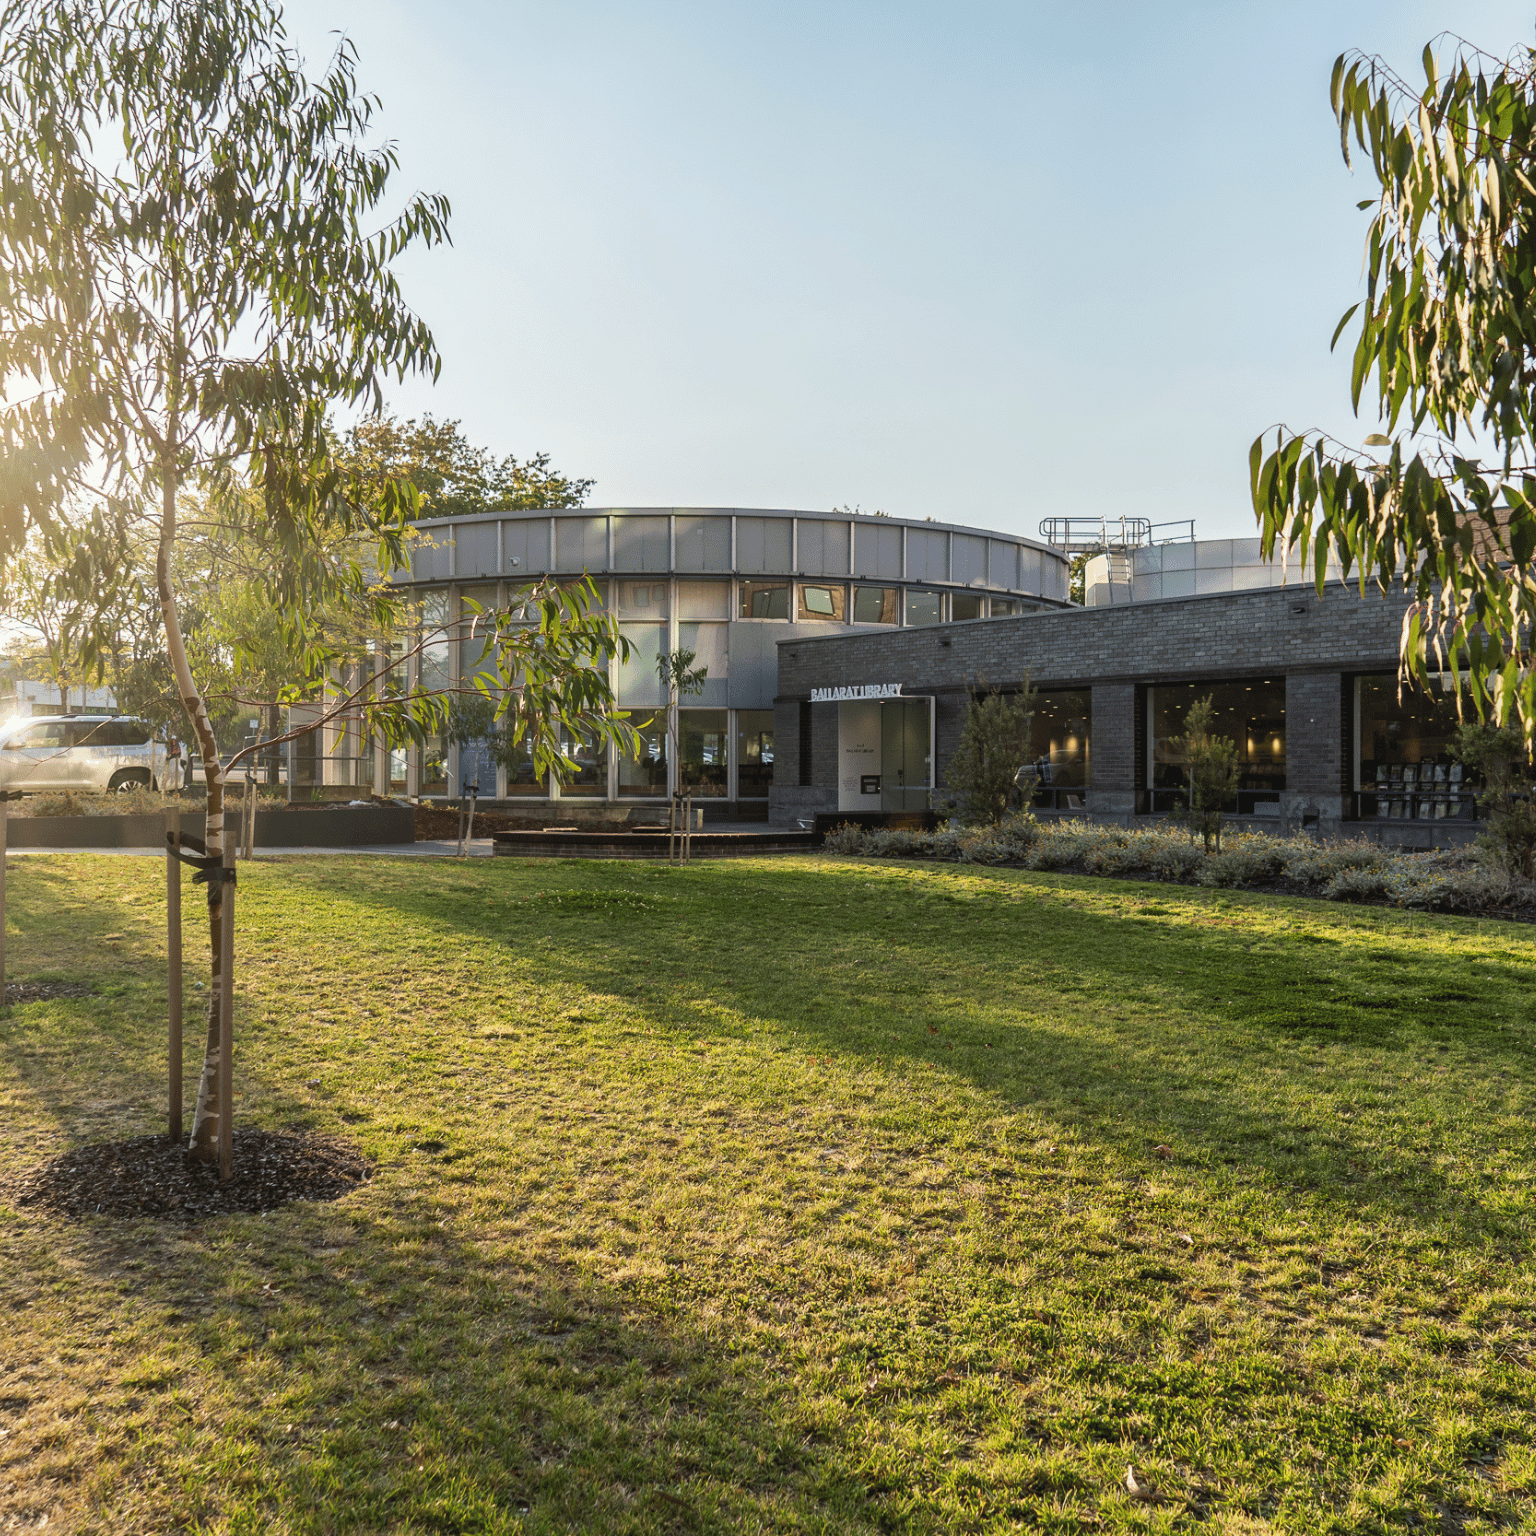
1038, 515, 1154, 551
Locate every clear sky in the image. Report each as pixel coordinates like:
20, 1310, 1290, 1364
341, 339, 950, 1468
282, 0, 1536, 544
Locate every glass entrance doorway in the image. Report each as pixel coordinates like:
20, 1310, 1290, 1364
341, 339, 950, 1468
836, 697, 932, 812
880, 698, 931, 811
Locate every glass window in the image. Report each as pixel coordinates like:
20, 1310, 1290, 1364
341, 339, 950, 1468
458, 585, 501, 681
1024, 689, 1091, 793
852, 585, 899, 624
797, 583, 846, 622
618, 580, 668, 619
559, 721, 608, 797
9, 722, 67, 749
617, 623, 666, 708
1357, 673, 1477, 820
677, 580, 730, 620
1149, 679, 1285, 809
420, 590, 451, 697
502, 731, 546, 797
990, 599, 1020, 617
904, 589, 943, 626
679, 709, 729, 797
421, 737, 449, 798
951, 592, 985, 622
737, 709, 774, 798
739, 580, 788, 619
618, 714, 667, 797
678, 621, 727, 685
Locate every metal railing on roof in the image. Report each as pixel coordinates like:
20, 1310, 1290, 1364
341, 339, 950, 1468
1038, 516, 1196, 555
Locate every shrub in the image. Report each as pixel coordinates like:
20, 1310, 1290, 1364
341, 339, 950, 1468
822, 822, 868, 855
1324, 865, 1391, 903
1197, 833, 1288, 888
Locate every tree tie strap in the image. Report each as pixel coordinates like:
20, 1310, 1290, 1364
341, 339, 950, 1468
166, 831, 236, 884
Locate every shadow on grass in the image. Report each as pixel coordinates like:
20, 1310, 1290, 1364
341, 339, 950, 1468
30, 1194, 887, 1536
336, 855, 1536, 1249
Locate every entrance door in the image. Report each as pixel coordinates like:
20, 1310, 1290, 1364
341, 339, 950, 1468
880, 699, 931, 812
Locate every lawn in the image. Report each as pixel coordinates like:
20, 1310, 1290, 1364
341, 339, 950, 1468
0, 852, 1533, 1535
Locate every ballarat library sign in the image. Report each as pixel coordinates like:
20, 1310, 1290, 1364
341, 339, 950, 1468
810, 683, 904, 703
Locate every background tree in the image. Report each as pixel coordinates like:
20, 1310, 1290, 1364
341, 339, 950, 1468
1168, 696, 1240, 853
1252, 36, 1536, 746
341, 415, 594, 517
941, 676, 1034, 825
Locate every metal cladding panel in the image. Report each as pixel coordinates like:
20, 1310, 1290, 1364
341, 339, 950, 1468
613, 515, 670, 572
674, 514, 731, 571
736, 516, 793, 574
411, 533, 452, 583
953, 534, 987, 586
555, 516, 608, 572
987, 539, 1017, 589
854, 522, 903, 580
797, 519, 850, 576
502, 517, 550, 577
907, 528, 948, 584
1017, 545, 1042, 592
454, 522, 497, 580
724, 623, 778, 708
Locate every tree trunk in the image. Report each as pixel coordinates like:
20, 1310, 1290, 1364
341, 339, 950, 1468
156, 468, 228, 1166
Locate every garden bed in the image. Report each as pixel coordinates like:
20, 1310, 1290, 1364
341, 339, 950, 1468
822, 814, 1536, 920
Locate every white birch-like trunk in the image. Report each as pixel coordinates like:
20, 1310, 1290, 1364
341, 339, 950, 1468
156, 469, 228, 1164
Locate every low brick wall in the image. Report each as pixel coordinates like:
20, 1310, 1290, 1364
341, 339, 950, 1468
5, 804, 415, 849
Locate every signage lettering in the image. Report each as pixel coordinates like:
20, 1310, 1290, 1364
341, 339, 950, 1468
810, 683, 904, 702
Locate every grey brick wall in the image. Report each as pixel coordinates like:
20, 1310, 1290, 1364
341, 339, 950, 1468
769, 583, 1412, 827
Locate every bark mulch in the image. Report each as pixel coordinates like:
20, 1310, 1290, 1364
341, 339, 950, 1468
3, 981, 94, 1005
2, 1129, 373, 1223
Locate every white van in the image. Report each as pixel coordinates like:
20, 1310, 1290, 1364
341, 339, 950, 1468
0, 715, 170, 794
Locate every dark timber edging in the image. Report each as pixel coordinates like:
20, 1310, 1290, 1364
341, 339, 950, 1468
7, 805, 416, 849
491, 829, 820, 860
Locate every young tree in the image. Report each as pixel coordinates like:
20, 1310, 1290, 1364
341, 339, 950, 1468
0, 1, 634, 1173
941, 676, 1034, 825
655, 647, 707, 796
1453, 721, 1536, 877
1251, 37, 1536, 747
1168, 696, 1240, 853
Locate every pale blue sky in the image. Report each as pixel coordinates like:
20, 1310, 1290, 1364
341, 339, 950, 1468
284, 1, 1536, 543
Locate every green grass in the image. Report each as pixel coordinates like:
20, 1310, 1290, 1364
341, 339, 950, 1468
1, 852, 1533, 1535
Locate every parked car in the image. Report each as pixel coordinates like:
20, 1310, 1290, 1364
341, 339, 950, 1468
0, 714, 169, 794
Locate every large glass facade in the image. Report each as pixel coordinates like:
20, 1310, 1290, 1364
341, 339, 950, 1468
737, 710, 774, 798
1024, 689, 1090, 806
1149, 679, 1285, 815
618, 716, 667, 797
679, 709, 729, 796
559, 721, 608, 797
1356, 673, 1476, 821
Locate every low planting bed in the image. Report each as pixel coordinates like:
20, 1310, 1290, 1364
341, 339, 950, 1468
825, 814, 1536, 920
1, 854, 1532, 1532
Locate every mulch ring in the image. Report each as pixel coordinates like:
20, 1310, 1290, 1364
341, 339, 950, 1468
4, 981, 94, 1005
2, 1129, 373, 1223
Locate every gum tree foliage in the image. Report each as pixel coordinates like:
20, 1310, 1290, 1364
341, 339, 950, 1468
0, 0, 633, 1168
941, 676, 1035, 825
1169, 696, 1241, 853
1252, 37, 1536, 748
